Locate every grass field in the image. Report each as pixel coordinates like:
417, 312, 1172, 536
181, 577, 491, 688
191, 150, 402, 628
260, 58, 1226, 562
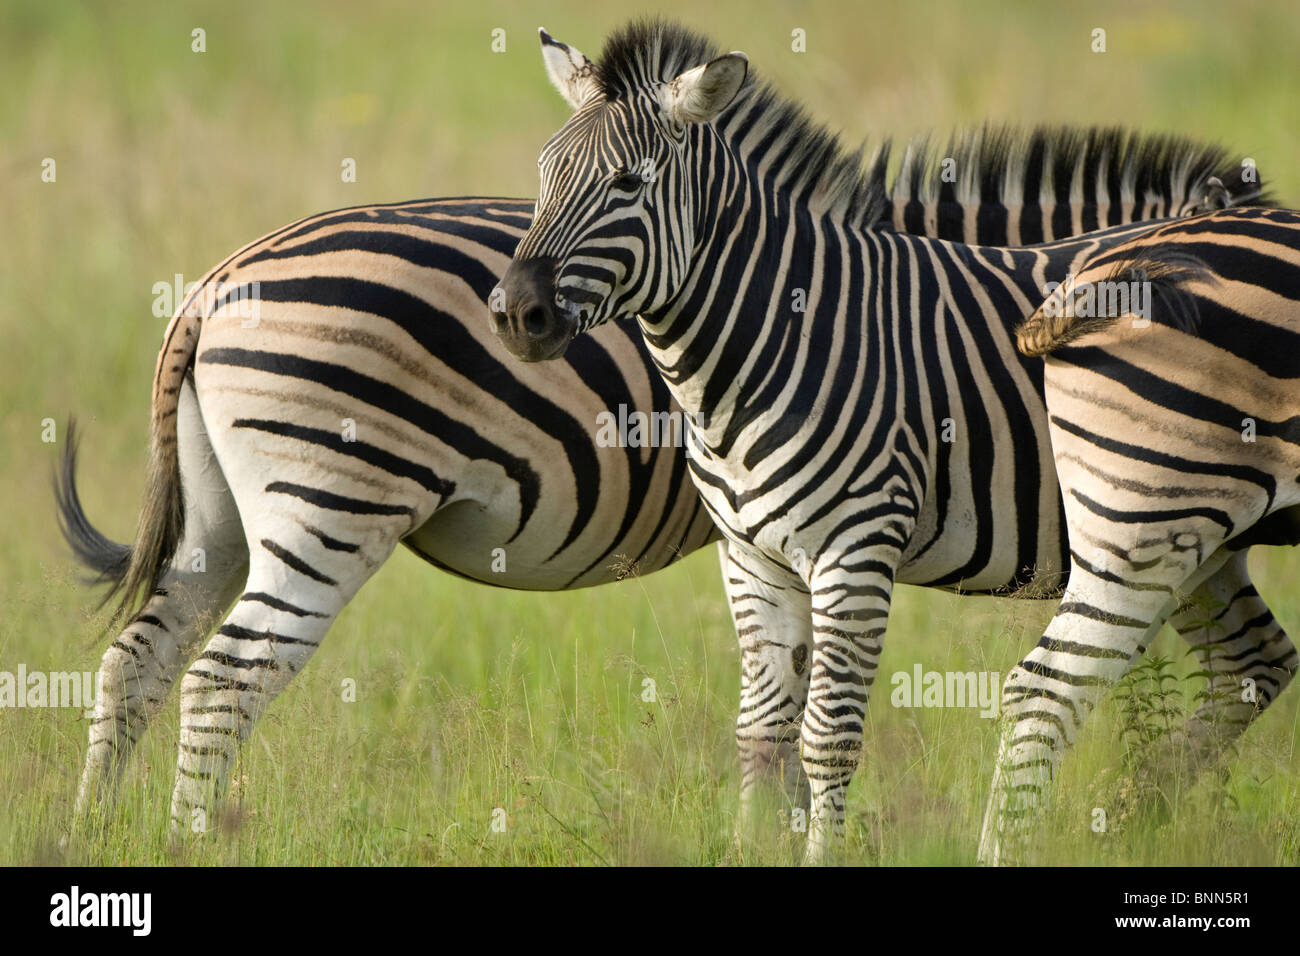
3, 0, 1300, 866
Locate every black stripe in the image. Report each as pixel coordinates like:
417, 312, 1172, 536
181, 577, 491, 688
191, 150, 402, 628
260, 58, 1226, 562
1069, 488, 1234, 534
261, 538, 339, 585
199, 650, 281, 672
304, 525, 360, 553
1056, 601, 1149, 630
218, 622, 318, 646
266, 481, 415, 518
241, 592, 327, 618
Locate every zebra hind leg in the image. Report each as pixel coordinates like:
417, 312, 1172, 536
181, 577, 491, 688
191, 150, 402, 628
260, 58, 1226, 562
1166, 548, 1298, 770
168, 501, 411, 834
74, 380, 248, 820
977, 530, 1231, 866
1101, 548, 1300, 831
725, 543, 813, 842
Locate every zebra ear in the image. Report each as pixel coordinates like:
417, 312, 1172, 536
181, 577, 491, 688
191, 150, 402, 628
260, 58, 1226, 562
659, 52, 749, 125
539, 28, 599, 110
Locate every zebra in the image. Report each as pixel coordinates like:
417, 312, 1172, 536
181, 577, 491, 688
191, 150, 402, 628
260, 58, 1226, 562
978, 205, 1300, 864
489, 18, 1275, 860
61, 197, 714, 829
59, 76, 1255, 836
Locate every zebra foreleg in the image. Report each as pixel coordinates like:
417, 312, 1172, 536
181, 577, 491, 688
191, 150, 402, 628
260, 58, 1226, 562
800, 533, 902, 864
725, 542, 813, 838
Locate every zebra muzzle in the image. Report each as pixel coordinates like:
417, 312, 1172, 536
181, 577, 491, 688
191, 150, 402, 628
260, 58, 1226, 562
490, 256, 577, 362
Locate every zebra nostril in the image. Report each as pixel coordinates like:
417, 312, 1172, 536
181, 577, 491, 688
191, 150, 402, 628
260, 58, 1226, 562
522, 305, 550, 337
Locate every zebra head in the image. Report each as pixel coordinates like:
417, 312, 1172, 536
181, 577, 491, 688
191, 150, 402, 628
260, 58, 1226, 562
491, 24, 748, 362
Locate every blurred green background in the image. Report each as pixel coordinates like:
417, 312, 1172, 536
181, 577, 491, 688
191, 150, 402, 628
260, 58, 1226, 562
3, 0, 1298, 864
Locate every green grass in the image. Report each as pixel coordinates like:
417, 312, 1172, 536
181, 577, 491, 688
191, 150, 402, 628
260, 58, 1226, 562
3, 0, 1299, 865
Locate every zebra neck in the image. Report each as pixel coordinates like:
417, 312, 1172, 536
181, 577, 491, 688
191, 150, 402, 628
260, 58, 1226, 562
637, 154, 805, 447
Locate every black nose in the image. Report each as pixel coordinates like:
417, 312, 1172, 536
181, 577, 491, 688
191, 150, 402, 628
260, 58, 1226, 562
522, 303, 551, 337
490, 257, 577, 362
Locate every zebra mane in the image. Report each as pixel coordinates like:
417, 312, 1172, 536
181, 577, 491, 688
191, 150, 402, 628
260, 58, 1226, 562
593, 19, 1268, 234
885, 125, 1267, 220
594, 18, 888, 229
595, 18, 722, 101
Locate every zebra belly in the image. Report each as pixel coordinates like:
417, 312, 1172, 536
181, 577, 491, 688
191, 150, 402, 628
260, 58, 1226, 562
402, 497, 582, 589
689, 429, 1068, 597
400, 476, 651, 590
896, 487, 1068, 595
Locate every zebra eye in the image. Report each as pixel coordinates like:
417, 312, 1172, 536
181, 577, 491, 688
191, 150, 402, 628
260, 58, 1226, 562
609, 169, 645, 192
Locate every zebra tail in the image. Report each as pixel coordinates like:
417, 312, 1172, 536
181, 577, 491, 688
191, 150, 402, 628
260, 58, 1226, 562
54, 418, 132, 589
56, 305, 199, 627
1016, 244, 1213, 357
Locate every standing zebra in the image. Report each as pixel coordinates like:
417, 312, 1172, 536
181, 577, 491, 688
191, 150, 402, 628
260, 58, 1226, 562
59, 63, 1255, 835
978, 205, 1300, 864
62, 197, 717, 828
491, 19, 1276, 859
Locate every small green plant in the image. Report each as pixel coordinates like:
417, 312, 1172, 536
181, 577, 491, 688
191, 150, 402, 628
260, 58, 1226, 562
1114, 654, 1185, 765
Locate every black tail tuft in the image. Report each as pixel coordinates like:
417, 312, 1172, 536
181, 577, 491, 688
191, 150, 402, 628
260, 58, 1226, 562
1105, 245, 1213, 337
1016, 243, 1214, 357
54, 418, 131, 594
